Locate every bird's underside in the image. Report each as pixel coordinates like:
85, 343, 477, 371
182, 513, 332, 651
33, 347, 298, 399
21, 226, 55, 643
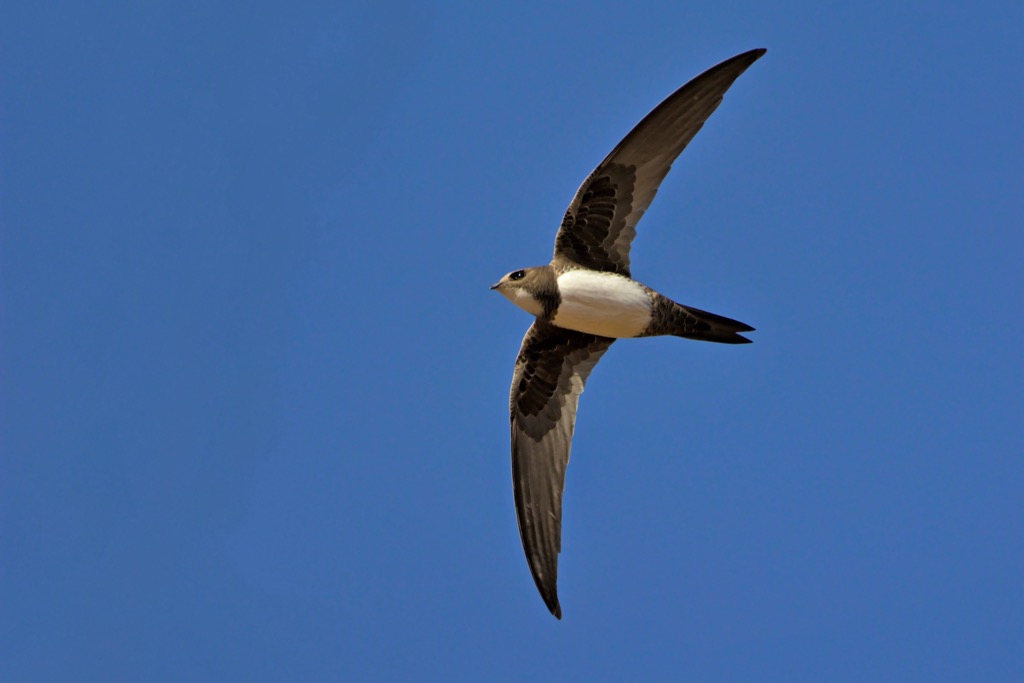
502, 48, 765, 619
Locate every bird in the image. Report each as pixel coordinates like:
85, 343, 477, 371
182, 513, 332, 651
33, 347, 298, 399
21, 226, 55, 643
490, 48, 766, 619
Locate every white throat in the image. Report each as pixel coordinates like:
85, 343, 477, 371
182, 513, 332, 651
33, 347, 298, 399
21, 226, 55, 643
500, 287, 544, 316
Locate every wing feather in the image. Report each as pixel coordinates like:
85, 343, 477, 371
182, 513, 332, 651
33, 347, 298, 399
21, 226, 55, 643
553, 48, 766, 276
509, 321, 614, 618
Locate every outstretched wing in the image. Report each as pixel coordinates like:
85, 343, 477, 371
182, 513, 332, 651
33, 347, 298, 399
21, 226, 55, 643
509, 320, 614, 618
553, 48, 766, 277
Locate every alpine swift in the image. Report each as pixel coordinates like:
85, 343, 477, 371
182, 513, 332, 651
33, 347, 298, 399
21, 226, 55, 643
491, 49, 765, 618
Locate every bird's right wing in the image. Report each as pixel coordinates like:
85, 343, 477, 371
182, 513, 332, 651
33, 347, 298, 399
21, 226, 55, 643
509, 320, 614, 619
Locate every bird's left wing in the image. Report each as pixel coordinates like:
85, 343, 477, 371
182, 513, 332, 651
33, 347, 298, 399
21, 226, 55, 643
553, 48, 766, 277
509, 320, 614, 619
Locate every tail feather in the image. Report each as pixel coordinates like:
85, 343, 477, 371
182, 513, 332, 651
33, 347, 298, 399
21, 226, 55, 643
643, 295, 754, 343
677, 303, 754, 344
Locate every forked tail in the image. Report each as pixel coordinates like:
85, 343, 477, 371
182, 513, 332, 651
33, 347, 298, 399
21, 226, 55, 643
643, 295, 754, 343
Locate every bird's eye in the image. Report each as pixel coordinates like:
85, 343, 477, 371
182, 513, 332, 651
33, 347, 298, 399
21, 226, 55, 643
510, 270, 525, 281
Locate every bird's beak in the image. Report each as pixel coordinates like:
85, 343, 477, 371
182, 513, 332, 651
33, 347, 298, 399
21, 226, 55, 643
489, 282, 502, 290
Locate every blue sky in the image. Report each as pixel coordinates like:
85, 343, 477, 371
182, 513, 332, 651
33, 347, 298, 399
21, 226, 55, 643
2, 1, 1021, 680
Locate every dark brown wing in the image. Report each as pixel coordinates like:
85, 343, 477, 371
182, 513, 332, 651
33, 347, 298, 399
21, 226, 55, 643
553, 48, 766, 276
509, 320, 614, 618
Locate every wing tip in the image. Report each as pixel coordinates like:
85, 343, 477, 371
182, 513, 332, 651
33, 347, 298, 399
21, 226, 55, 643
545, 594, 563, 620
720, 48, 767, 74
726, 48, 768, 75
530, 562, 564, 619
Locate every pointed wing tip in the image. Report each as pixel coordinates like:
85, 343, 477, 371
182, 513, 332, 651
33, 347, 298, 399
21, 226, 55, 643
725, 48, 767, 71
729, 48, 767, 72
533, 566, 563, 619
529, 558, 562, 618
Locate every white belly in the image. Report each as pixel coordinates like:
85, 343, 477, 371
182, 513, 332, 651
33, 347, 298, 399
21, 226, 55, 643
552, 270, 652, 338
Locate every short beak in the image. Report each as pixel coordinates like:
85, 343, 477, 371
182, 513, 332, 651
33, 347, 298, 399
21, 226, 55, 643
489, 282, 501, 290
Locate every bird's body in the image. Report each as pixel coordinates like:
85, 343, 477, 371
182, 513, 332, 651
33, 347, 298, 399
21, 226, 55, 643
496, 264, 754, 342
497, 266, 652, 337
552, 270, 651, 338
492, 48, 766, 619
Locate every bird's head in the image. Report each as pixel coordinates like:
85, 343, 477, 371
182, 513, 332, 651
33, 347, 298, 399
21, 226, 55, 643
490, 266, 556, 317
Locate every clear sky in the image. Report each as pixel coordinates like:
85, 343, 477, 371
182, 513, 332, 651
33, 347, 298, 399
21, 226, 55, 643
2, 1, 1021, 681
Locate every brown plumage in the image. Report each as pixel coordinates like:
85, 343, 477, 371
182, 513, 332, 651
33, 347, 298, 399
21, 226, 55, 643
494, 49, 766, 618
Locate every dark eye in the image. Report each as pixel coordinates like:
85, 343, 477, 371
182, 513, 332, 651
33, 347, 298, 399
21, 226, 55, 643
510, 270, 525, 281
